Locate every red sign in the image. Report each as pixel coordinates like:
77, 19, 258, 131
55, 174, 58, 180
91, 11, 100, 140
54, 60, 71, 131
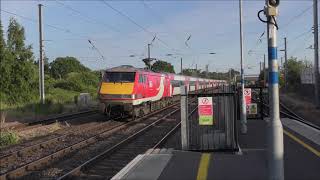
244, 88, 251, 105
199, 105, 213, 115
198, 97, 214, 125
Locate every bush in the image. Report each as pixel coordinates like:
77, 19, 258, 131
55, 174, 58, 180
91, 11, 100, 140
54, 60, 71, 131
66, 72, 99, 88
53, 80, 84, 92
50, 56, 90, 79
0, 130, 19, 148
46, 88, 78, 104
45, 74, 56, 90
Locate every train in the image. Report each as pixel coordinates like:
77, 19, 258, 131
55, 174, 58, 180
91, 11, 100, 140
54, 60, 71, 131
98, 65, 227, 118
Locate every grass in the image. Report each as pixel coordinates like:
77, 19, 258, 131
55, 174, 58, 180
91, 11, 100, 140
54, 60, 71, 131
0, 130, 20, 148
0, 87, 98, 123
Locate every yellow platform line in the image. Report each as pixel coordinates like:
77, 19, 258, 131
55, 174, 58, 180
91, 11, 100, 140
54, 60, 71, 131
196, 153, 211, 180
284, 130, 320, 157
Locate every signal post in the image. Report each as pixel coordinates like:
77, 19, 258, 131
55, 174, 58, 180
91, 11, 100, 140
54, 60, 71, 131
264, 0, 284, 180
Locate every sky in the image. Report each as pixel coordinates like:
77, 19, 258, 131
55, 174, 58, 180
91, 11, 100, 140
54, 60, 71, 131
0, 0, 317, 75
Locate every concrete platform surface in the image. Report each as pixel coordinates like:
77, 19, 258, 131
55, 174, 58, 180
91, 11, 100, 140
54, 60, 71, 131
112, 120, 320, 180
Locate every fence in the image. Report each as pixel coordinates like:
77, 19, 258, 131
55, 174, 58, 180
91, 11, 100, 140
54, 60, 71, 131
241, 85, 266, 120
181, 85, 239, 152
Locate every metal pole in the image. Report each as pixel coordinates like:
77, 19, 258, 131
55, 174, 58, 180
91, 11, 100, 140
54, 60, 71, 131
180, 85, 188, 150
38, 4, 45, 104
205, 64, 209, 78
264, 54, 266, 87
260, 62, 262, 73
265, 1, 284, 179
148, 43, 151, 59
313, 0, 320, 108
229, 68, 232, 83
181, 57, 183, 74
239, 0, 247, 134
284, 37, 288, 89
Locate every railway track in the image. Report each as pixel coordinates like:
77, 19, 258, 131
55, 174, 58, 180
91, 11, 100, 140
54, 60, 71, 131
0, 119, 122, 175
28, 109, 100, 126
252, 90, 320, 131
0, 101, 181, 180
56, 103, 197, 180
279, 102, 320, 130
0, 109, 99, 132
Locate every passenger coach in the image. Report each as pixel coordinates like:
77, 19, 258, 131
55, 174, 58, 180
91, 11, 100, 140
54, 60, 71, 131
98, 65, 226, 118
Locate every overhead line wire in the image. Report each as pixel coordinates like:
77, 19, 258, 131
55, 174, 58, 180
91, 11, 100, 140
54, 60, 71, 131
101, 0, 179, 53
289, 33, 313, 56
289, 28, 313, 42
1, 9, 109, 61
53, 0, 121, 33
281, 4, 313, 29
50, 1, 140, 56
141, 0, 188, 52
248, 5, 312, 56
1, 9, 89, 39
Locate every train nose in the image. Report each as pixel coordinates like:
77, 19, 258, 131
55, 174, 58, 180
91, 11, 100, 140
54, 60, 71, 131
99, 82, 134, 95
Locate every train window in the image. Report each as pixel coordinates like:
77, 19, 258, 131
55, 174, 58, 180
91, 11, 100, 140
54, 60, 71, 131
139, 74, 144, 83
104, 72, 136, 83
143, 75, 147, 83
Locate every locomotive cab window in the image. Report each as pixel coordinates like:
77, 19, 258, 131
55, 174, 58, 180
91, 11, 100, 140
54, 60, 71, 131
104, 72, 136, 83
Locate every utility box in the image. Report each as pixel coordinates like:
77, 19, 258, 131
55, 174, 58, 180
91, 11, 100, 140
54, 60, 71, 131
77, 93, 91, 108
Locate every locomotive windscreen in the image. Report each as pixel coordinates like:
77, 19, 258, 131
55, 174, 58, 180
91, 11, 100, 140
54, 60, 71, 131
104, 72, 136, 83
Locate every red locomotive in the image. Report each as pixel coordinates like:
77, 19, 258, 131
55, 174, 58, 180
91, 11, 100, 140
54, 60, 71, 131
98, 65, 226, 118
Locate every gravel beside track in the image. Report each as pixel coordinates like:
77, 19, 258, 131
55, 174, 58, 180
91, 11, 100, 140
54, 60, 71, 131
0, 113, 106, 157
55, 102, 197, 180
0, 110, 99, 132
0, 120, 122, 174
0, 112, 103, 152
1, 102, 181, 179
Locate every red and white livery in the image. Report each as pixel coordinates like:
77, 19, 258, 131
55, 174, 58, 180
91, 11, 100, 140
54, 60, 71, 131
98, 65, 226, 117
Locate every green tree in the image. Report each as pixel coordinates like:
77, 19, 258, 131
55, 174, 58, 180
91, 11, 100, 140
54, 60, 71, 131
50, 56, 90, 79
44, 56, 50, 74
286, 57, 304, 89
1, 18, 37, 104
151, 60, 175, 73
34, 55, 50, 74
182, 68, 200, 76
0, 20, 7, 104
0, 20, 5, 57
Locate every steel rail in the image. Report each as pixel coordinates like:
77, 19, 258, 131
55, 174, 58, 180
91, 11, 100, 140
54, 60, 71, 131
251, 90, 320, 130
0, 102, 180, 180
0, 115, 123, 167
262, 101, 320, 130
27, 109, 99, 125
279, 102, 320, 130
57, 101, 196, 180
151, 106, 198, 150
0, 109, 99, 132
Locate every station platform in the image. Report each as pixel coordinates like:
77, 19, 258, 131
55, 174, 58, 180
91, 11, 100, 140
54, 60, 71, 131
112, 119, 320, 180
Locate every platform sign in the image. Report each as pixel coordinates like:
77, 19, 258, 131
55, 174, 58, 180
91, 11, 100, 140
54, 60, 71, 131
246, 103, 257, 115
244, 88, 251, 105
198, 97, 214, 125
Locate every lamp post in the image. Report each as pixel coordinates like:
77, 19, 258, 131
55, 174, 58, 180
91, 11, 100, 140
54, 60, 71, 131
239, 0, 247, 134
280, 41, 287, 89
